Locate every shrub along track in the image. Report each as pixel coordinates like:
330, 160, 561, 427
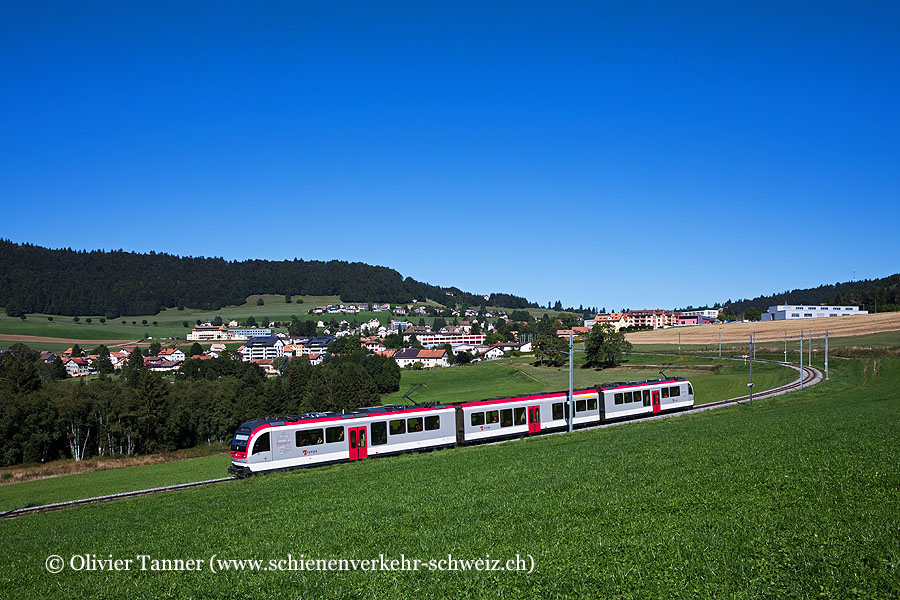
1, 359, 821, 519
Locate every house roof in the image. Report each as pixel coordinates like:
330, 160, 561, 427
243, 336, 284, 348
593, 312, 625, 322
417, 349, 446, 359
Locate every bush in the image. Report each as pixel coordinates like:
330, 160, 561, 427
72, 316, 80, 322
99, 318, 106, 324
141, 320, 148, 325
152, 321, 158, 326
257, 298, 265, 306
47, 317, 53, 322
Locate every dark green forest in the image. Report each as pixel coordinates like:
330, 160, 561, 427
0, 240, 536, 317
721, 273, 900, 316
0, 343, 400, 466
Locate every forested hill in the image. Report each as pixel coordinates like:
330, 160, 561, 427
723, 273, 900, 315
0, 240, 536, 317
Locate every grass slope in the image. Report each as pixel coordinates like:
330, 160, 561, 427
3, 358, 896, 598
0, 355, 794, 511
0, 454, 230, 512
0, 294, 395, 346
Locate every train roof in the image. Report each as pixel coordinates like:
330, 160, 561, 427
236, 403, 454, 431
597, 377, 687, 391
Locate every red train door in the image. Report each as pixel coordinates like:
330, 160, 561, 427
651, 391, 661, 414
348, 427, 368, 461
527, 406, 540, 434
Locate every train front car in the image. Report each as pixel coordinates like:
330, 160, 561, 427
598, 377, 694, 421
227, 404, 457, 477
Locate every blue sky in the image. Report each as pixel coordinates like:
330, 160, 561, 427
2, 2, 898, 310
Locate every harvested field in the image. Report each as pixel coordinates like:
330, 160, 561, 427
626, 312, 900, 345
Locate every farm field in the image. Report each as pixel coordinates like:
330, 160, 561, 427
625, 311, 900, 346
1, 356, 896, 598
1, 354, 795, 513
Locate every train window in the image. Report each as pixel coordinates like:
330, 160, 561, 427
296, 429, 324, 447
688, 384, 693, 395
553, 403, 564, 420
389, 419, 406, 435
614, 393, 623, 405
643, 389, 650, 406
576, 400, 586, 412
371, 422, 387, 445
325, 426, 344, 444
471, 412, 485, 426
407, 417, 424, 433
661, 387, 669, 399
624, 391, 633, 403
500, 409, 513, 427
670, 386, 681, 397
514, 407, 526, 425
252, 432, 270, 454
486, 410, 499, 424
588, 397, 597, 411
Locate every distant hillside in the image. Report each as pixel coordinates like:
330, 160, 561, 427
723, 274, 900, 316
0, 240, 536, 317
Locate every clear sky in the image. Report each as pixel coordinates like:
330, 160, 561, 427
2, 2, 898, 310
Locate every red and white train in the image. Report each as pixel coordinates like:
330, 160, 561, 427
229, 377, 694, 476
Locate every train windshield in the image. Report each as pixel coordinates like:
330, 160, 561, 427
231, 433, 249, 452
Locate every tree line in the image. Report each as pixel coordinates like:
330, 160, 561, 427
721, 273, 900, 317
0, 341, 400, 466
0, 240, 537, 317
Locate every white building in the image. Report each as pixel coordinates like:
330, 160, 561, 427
227, 328, 272, 339
760, 305, 867, 321
157, 348, 186, 363
238, 336, 285, 361
187, 325, 230, 341
417, 332, 486, 347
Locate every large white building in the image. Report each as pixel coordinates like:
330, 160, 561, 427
760, 305, 867, 321
238, 336, 285, 361
187, 325, 230, 341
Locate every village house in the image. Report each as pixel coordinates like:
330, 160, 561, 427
393, 348, 449, 368
585, 312, 629, 332
157, 348, 186, 363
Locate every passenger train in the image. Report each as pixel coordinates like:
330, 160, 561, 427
228, 377, 694, 476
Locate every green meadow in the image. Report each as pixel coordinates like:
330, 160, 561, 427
0, 356, 896, 598
0, 353, 794, 512
0, 295, 407, 347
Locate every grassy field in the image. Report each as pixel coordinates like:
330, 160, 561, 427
0, 294, 415, 347
0, 354, 795, 513
0, 454, 230, 513
386, 353, 796, 407
0, 356, 896, 598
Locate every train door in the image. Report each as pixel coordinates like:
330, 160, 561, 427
651, 390, 661, 414
250, 432, 271, 463
527, 406, 541, 434
348, 427, 367, 461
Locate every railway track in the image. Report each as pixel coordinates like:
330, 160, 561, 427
1, 360, 822, 520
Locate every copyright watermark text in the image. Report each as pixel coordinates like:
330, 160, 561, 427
45, 553, 535, 574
